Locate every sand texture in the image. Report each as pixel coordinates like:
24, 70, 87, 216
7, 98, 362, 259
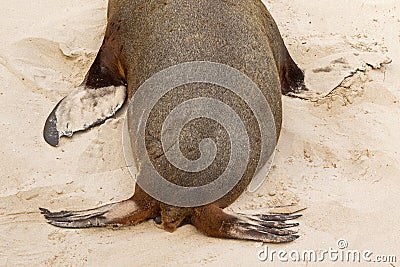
0, 0, 399, 266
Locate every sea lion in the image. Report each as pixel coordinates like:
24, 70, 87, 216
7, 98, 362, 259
40, 0, 305, 243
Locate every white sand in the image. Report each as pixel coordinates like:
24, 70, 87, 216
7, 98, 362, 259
0, 0, 399, 266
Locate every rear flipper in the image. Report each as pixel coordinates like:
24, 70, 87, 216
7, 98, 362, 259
40, 197, 156, 228
191, 205, 301, 243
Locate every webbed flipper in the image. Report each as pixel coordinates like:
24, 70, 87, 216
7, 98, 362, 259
43, 29, 127, 146
40, 188, 159, 228
257, 1, 307, 95
43, 84, 126, 146
191, 205, 301, 243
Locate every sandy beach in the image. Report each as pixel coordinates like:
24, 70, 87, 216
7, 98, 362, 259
0, 0, 399, 266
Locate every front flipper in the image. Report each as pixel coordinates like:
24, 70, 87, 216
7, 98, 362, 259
44, 84, 126, 146
44, 18, 128, 147
192, 205, 301, 243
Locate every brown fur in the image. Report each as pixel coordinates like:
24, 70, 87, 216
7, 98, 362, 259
42, 0, 304, 243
